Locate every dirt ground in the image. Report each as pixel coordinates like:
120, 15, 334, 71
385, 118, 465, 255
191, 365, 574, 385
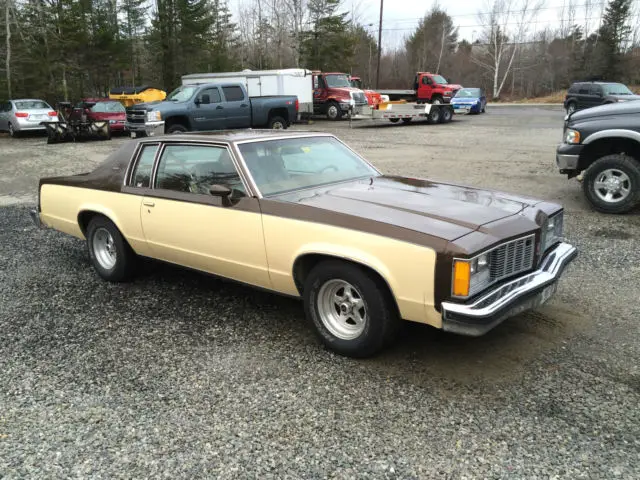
1, 106, 639, 477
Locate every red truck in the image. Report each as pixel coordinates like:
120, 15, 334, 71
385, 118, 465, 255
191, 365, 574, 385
312, 71, 369, 120
348, 76, 383, 107
379, 72, 462, 104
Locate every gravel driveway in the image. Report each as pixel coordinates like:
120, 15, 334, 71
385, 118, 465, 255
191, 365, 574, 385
1, 107, 639, 478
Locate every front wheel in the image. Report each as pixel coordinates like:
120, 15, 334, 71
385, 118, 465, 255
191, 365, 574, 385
86, 216, 137, 281
326, 101, 343, 121
431, 96, 443, 105
582, 154, 640, 214
166, 123, 188, 134
303, 260, 399, 358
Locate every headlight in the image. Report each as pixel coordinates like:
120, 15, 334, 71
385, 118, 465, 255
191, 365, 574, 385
452, 252, 491, 298
541, 211, 564, 252
146, 111, 161, 122
564, 129, 580, 144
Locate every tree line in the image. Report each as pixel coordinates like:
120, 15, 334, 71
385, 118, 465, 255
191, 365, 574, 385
1, 0, 639, 103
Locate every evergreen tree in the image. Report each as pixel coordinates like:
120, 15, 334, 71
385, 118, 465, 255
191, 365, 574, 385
406, 6, 458, 74
594, 0, 633, 80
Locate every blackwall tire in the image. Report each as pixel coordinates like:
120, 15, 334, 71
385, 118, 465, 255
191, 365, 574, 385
582, 154, 640, 214
86, 216, 137, 282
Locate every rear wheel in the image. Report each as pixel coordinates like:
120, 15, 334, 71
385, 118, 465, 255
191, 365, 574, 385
86, 216, 137, 282
401, 118, 412, 124
439, 107, 453, 123
303, 260, 399, 358
427, 106, 441, 124
326, 101, 343, 121
268, 115, 287, 129
8, 122, 18, 138
582, 154, 640, 214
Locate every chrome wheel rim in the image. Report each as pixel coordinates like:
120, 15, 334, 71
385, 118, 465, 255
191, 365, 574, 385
271, 120, 284, 129
8, 123, 14, 136
327, 105, 339, 119
594, 168, 631, 203
317, 279, 367, 340
432, 98, 442, 105
92, 227, 117, 270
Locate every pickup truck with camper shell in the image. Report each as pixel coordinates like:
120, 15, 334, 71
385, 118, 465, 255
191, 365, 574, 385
125, 82, 298, 136
556, 101, 640, 214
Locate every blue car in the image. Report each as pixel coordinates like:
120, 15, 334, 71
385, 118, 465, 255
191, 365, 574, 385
450, 88, 487, 114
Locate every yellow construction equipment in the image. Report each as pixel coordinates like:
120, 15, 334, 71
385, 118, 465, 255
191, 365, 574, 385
108, 86, 166, 107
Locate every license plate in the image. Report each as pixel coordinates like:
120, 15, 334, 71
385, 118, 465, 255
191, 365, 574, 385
454, 107, 470, 114
539, 283, 557, 305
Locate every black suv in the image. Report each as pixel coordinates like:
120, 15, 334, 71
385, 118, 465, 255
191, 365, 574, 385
556, 101, 640, 214
563, 81, 640, 114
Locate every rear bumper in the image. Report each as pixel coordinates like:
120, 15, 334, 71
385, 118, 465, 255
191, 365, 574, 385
440, 242, 577, 336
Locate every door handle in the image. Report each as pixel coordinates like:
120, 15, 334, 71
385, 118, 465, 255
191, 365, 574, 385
143, 200, 155, 207
216, 105, 224, 110
240, 103, 248, 107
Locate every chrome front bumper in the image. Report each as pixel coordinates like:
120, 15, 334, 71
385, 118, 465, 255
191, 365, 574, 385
556, 153, 579, 170
125, 121, 165, 137
441, 242, 577, 336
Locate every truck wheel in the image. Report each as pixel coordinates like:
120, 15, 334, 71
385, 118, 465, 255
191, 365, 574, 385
268, 116, 287, 129
389, 118, 400, 123
439, 107, 453, 123
401, 118, 412, 124
431, 96, 443, 105
326, 101, 343, 121
166, 123, 187, 134
582, 154, 640, 214
86, 216, 137, 282
427, 107, 441, 124
303, 260, 399, 358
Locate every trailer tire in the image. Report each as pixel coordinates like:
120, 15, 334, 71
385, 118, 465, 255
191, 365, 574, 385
439, 107, 453, 123
389, 118, 400, 123
427, 107, 441, 124
401, 118, 412, 124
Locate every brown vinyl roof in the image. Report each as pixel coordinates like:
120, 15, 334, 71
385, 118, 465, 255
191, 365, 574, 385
138, 130, 332, 145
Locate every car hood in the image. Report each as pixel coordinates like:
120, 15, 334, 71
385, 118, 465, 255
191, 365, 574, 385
443, 83, 462, 91
451, 97, 480, 103
569, 99, 640, 122
327, 87, 360, 98
271, 175, 548, 245
608, 94, 640, 102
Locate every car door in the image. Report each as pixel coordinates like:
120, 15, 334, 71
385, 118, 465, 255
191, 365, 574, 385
221, 86, 250, 128
313, 75, 328, 110
139, 142, 271, 289
418, 75, 433, 101
589, 84, 603, 107
191, 87, 225, 130
577, 84, 591, 109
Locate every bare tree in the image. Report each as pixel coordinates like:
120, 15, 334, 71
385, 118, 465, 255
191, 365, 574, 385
4, 0, 11, 98
471, 0, 545, 99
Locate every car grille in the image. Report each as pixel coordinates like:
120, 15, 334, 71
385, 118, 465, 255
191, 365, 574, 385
126, 109, 147, 124
352, 92, 368, 105
468, 234, 536, 297
489, 235, 535, 282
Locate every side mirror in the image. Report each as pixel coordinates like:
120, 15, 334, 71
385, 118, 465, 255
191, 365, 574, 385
209, 184, 232, 197
201, 94, 210, 105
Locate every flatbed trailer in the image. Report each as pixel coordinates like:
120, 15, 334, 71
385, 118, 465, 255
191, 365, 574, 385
351, 101, 453, 125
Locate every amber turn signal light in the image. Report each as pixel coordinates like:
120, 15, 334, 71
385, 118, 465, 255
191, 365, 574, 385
453, 260, 471, 297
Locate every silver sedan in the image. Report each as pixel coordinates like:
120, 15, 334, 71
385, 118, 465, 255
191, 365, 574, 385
0, 99, 56, 137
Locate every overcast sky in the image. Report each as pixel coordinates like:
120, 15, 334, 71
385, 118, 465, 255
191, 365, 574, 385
229, 0, 614, 48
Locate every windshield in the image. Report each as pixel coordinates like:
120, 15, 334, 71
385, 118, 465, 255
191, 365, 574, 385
90, 101, 125, 113
14, 100, 50, 110
455, 88, 481, 98
602, 83, 633, 95
325, 74, 351, 88
167, 85, 198, 102
350, 79, 362, 89
431, 75, 448, 85
238, 136, 379, 196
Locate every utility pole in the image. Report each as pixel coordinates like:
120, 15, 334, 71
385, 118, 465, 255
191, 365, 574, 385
376, 0, 383, 89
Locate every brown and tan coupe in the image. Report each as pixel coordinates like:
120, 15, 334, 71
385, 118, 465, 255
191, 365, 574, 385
31, 131, 577, 357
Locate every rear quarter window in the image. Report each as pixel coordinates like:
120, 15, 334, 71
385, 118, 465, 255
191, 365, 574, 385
130, 144, 159, 188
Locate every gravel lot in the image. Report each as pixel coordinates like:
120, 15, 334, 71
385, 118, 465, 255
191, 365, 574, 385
1, 107, 639, 478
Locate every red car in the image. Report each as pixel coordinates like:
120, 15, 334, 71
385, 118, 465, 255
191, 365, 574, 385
81, 98, 127, 132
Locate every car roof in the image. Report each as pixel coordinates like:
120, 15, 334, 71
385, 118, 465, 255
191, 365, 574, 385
137, 130, 335, 145
10, 98, 49, 102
